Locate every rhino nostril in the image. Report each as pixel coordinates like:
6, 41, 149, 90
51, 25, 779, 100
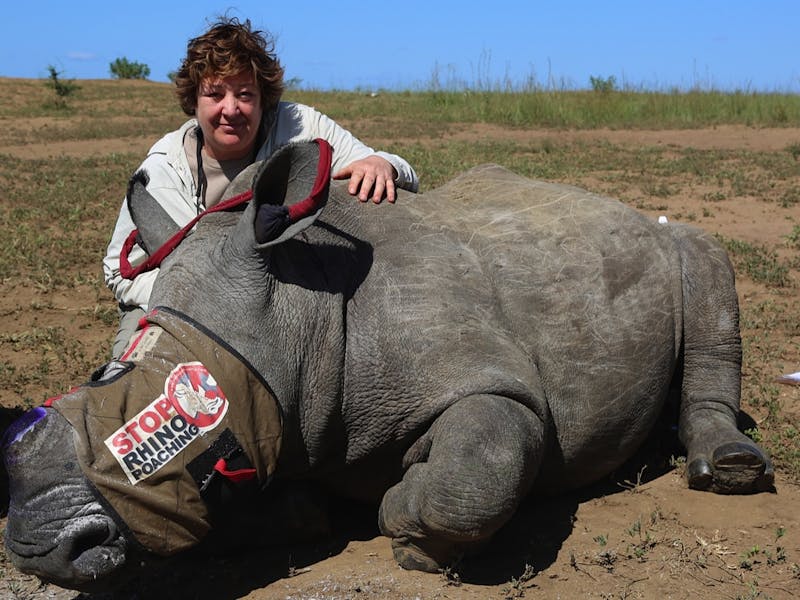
68, 519, 117, 563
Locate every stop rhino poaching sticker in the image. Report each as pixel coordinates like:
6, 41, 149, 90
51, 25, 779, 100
104, 362, 229, 484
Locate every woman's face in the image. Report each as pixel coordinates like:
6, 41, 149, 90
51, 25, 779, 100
195, 71, 263, 161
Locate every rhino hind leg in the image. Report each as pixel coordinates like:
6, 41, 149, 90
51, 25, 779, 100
673, 225, 774, 494
378, 394, 544, 572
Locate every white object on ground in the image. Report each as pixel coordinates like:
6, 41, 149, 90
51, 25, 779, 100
776, 371, 800, 385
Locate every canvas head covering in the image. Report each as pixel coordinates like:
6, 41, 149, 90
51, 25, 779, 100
47, 307, 282, 556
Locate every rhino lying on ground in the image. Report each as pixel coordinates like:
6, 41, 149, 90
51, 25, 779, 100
3, 140, 773, 592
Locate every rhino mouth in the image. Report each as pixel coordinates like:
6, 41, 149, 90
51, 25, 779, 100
6, 513, 130, 592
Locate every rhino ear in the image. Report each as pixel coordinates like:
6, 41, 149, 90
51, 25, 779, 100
126, 170, 181, 253
220, 161, 262, 203
252, 140, 332, 246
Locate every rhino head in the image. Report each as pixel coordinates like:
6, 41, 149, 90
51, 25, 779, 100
2, 141, 331, 592
3, 406, 142, 591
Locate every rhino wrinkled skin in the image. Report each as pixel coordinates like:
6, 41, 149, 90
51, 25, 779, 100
3, 142, 773, 591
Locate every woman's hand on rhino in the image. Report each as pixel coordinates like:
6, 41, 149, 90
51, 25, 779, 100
333, 155, 398, 203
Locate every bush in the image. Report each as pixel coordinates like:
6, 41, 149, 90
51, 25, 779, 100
590, 75, 617, 93
44, 65, 80, 107
109, 57, 150, 80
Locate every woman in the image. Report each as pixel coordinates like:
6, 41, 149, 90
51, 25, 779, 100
103, 17, 418, 357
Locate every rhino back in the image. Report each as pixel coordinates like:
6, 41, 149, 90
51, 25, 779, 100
325, 165, 683, 489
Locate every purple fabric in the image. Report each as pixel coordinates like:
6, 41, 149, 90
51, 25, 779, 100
2, 407, 47, 450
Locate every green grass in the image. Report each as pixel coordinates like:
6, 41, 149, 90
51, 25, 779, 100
4, 76, 799, 152
716, 236, 793, 287
6, 78, 800, 133
286, 88, 800, 130
391, 137, 800, 198
0, 152, 139, 285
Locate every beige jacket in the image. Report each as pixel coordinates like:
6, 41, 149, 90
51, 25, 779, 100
103, 102, 419, 310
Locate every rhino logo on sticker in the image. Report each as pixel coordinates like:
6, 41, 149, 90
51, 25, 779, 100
166, 362, 228, 431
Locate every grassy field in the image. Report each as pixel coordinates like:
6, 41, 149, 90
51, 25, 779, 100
2, 78, 800, 480
2, 77, 800, 599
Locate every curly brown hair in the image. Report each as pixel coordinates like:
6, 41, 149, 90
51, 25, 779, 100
174, 17, 285, 116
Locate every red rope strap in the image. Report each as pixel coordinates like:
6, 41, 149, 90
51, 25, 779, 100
288, 138, 332, 221
119, 188, 253, 280
119, 139, 332, 280
213, 458, 257, 483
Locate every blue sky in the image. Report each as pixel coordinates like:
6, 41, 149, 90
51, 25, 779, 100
2, 1, 797, 92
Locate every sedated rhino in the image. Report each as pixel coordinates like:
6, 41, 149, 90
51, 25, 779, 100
2, 140, 773, 592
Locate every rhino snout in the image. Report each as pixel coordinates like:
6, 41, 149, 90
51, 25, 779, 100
3, 407, 133, 591
7, 513, 128, 591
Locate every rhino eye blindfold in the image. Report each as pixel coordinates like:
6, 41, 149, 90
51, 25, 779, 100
3, 406, 47, 451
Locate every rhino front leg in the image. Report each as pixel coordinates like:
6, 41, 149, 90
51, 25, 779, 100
378, 394, 544, 572
673, 225, 774, 493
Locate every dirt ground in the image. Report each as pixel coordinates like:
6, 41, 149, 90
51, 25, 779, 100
2, 122, 800, 599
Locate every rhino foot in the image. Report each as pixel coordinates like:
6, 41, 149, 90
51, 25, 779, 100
687, 440, 774, 494
390, 536, 460, 573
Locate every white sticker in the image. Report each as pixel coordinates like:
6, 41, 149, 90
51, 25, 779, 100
104, 362, 228, 484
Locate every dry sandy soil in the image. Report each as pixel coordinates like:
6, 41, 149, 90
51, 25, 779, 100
1, 121, 800, 599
